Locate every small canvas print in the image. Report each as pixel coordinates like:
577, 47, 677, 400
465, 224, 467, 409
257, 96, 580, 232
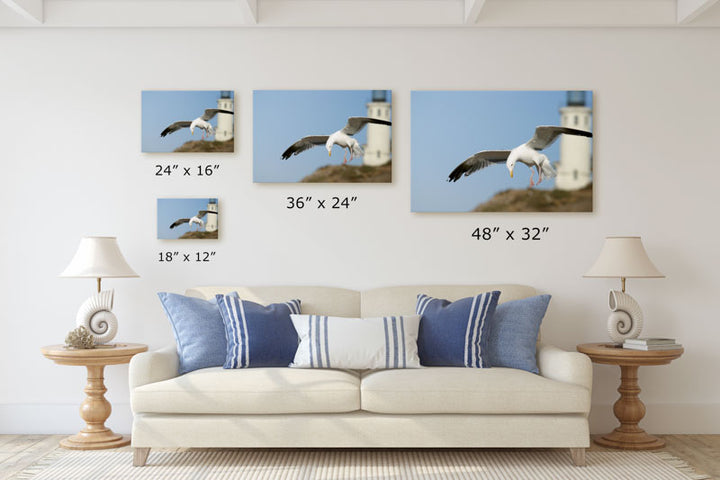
157, 198, 218, 240
254, 90, 392, 183
142, 91, 234, 153
411, 90, 594, 212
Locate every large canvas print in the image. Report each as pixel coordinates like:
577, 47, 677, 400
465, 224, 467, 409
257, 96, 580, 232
142, 91, 234, 153
157, 198, 219, 240
254, 90, 392, 183
412, 91, 593, 212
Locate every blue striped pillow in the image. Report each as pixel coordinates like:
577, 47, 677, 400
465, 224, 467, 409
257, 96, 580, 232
216, 295, 301, 368
416, 291, 500, 367
289, 314, 421, 369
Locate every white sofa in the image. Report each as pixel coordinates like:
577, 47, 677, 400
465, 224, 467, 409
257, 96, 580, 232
129, 285, 592, 467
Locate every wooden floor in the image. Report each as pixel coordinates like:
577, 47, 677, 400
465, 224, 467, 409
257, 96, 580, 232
589, 435, 720, 479
1, 434, 718, 479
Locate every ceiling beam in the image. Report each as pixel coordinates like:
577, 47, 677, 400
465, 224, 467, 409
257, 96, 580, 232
238, 0, 257, 24
258, 1, 460, 26
2, 0, 714, 28
464, 0, 487, 24
37, 0, 258, 27
475, 0, 675, 27
1, 0, 43, 24
677, 0, 720, 23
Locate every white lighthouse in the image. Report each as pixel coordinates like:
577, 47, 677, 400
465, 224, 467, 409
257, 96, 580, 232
215, 91, 234, 142
555, 91, 593, 191
205, 198, 218, 233
363, 90, 392, 166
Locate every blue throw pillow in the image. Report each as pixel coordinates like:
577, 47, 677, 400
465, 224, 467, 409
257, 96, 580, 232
486, 295, 551, 374
216, 295, 301, 368
157, 292, 228, 375
416, 291, 500, 367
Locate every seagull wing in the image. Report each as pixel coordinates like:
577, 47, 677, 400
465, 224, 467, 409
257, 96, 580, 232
281, 135, 330, 160
169, 218, 190, 229
201, 109, 234, 121
341, 117, 392, 136
196, 210, 215, 218
160, 121, 192, 137
526, 126, 593, 150
447, 150, 511, 182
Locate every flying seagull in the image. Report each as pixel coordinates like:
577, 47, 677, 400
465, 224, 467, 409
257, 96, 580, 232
160, 109, 234, 140
447, 126, 593, 187
281, 116, 392, 164
169, 210, 215, 231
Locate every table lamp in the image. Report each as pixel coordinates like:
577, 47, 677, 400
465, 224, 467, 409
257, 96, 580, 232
60, 236, 138, 345
583, 236, 664, 344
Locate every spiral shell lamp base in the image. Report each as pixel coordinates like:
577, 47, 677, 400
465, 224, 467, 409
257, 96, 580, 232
76, 290, 118, 344
606, 290, 644, 344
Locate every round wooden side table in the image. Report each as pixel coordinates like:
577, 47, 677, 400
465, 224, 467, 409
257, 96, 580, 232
577, 342, 683, 450
41, 343, 148, 450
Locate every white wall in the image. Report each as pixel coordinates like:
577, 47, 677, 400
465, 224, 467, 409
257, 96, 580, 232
0, 27, 718, 435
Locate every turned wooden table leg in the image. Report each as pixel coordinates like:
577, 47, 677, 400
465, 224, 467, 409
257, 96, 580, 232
60, 365, 130, 450
594, 365, 665, 450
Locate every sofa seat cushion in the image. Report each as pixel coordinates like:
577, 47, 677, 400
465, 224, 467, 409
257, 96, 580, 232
360, 367, 590, 414
132, 367, 360, 414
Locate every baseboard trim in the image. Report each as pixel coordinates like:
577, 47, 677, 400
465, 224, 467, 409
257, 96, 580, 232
589, 403, 720, 434
0, 403, 133, 434
2, 403, 718, 434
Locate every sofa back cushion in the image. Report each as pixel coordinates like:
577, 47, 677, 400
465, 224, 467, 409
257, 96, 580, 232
183, 285, 542, 363
186, 286, 361, 317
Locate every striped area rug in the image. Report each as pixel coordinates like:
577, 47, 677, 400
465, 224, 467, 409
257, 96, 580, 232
13, 449, 710, 480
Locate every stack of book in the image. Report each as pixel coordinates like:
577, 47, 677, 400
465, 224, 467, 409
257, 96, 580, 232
623, 338, 682, 350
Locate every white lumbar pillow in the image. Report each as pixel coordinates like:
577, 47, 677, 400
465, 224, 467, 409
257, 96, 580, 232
290, 314, 421, 369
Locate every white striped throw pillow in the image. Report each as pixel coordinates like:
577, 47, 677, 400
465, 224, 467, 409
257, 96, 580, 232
290, 314, 421, 369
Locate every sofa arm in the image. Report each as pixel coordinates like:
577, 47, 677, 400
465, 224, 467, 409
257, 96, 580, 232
536, 343, 593, 392
129, 345, 179, 390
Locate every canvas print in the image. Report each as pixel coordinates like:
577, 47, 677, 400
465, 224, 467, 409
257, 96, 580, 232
157, 198, 218, 240
412, 90, 594, 212
254, 90, 392, 183
142, 91, 234, 153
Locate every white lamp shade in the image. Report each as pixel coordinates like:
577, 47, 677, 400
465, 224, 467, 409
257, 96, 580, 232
584, 236, 664, 278
60, 236, 139, 278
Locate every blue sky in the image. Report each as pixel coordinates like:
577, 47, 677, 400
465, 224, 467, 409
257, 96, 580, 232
254, 90, 391, 182
157, 198, 217, 239
411, 91, 593, 212
142, 91, 233, 153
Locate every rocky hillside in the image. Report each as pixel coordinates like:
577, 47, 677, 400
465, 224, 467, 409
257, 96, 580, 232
174, 139, 234, 153
301, 162, 391, 183
179, 230, 219, 239
473, 184, 593, 212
